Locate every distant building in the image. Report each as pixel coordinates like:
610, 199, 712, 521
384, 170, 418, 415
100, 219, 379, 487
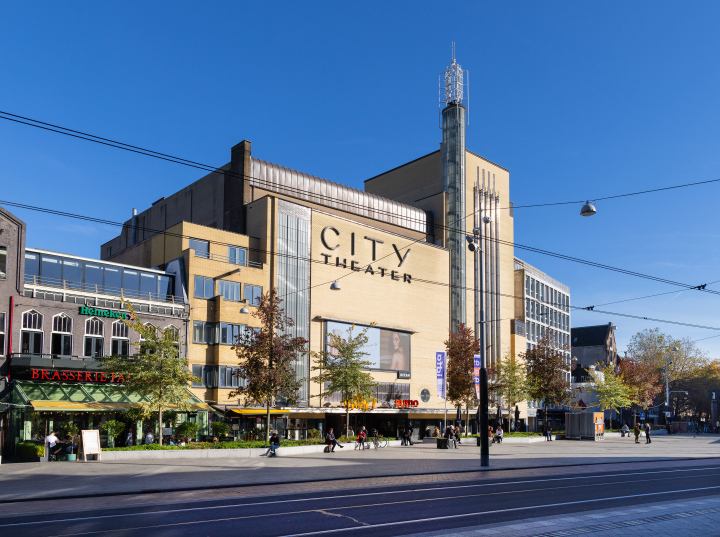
571, 322, 618, 370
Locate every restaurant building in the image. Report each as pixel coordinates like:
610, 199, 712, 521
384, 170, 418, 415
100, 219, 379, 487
0, 207, 210, 458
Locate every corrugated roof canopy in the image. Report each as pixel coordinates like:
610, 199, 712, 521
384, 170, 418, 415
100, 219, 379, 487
251, 158, 427, 233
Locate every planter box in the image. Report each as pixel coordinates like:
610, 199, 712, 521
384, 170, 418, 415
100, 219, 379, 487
99, 441, 402, 460
437, 439, 449, 449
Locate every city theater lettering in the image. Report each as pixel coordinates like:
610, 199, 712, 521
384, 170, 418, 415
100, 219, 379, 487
319, 227, 412, 283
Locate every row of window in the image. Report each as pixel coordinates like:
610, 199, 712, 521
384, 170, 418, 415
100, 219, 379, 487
17, 310, 178, 358
22, 289, 183, 316
525, 276, 569, 312
193, 276, 262, 304
193, 321, 259, 345
525, 299, 569, 331
24, 251, 176, 301
189, 239, 248, 266
526, 322, 570, 347
322, 382, 411, 404
191, 365, 245, 388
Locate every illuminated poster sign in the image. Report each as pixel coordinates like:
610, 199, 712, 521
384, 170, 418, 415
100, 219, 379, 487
326, 321, 411, 372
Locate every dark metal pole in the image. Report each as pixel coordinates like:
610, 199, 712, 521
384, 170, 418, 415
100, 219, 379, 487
474, 181, 489, 467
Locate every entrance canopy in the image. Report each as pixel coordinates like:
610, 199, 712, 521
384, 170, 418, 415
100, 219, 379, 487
14, 381, 211, 412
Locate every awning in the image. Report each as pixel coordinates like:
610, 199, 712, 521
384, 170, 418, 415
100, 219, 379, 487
229, 409, 288, 416
15, 381, 211, 412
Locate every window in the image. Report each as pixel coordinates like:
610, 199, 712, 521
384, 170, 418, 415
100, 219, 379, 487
525, 276, 530, 296
228, 246, 247, 266
40, 255, 61, 285
25, 252, 39, 283
63, 259, 82, 290
139, 323, 157, 354
191, 365, 216, 387
0, 246, 6, 280
189, 238, 209, 259
104, 266, 122, 294
166, 325, 181, 356
218, 280, 240, 302
111, 320, 129, 356
219, 366, 243, 388
193, 321, 216, 344
140, 272, 157, 299
158, 275, 173, 300
0, 312, 5, 354
194, 276, 214, 299
243, 285, 262, 306
123, 270, 140, 297
84, 263, 104, 292
51, 314, 73, 357
220, 322, 245, 344
84, 317, 104, 358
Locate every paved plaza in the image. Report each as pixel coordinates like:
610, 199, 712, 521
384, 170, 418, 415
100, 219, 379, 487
1, 434, 718, 503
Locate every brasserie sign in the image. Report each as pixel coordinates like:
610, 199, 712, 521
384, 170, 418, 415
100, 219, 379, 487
78, 306, 131, 320
28, 368, 128, 383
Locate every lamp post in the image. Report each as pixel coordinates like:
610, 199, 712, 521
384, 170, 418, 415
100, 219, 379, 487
664, 346, 678, 423
468, 180, 490, 467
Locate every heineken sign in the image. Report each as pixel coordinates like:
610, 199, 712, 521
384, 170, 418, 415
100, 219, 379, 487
78, 306, 131, 320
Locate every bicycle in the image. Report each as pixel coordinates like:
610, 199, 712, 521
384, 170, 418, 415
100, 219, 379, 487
372, 435, 388, 449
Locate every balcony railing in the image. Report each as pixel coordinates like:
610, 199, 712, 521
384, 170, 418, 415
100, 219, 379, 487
24, 275, 184, 304
196, 252, 263, 269
10, 352, 98, 362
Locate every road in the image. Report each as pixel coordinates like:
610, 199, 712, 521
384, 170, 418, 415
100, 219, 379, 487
2, 462, 719, 536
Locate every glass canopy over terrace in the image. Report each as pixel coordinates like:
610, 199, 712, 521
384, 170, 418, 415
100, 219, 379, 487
24, 248, 181, 302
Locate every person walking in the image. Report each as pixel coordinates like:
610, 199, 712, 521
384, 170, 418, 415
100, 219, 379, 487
399, 427, 406, 446
645, 423, 651, 444
634, 423, 640, 443
546, 425, 553, 441
407, 424, 414, 446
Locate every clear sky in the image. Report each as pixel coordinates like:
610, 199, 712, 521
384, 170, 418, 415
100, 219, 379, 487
1, 3, 719, 358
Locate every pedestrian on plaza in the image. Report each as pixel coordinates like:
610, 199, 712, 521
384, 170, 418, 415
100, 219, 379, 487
325, 428, 343, 452
546, 425, 553, 441
645, 423, 652, 444
45, 430, 60, 461
496, 425, 503, 444
621, 423, 629, 437
145, 431, 154, 445
634, 423, 640, 443
665, 422, 671, 435
264, 431, 281, 457
425, 426, 431, 438
399, 427, 406, 446
454, 426, 461, 445
444, 426, 457, 449
348, 426, 354, 438
357, 428, 367, 450
407, 424, 414, 445
433, 426, 440, 438
488, 426, 494, 443
125, 431, 133, 447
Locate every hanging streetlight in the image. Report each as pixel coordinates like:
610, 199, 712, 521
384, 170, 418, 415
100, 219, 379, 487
580, 201, 597, 217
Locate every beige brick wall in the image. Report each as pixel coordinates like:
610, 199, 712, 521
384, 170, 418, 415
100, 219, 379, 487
309, 210, 451, 409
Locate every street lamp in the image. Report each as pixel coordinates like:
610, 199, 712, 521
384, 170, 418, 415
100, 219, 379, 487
664, 346, 679, 422
580, 201, 597, 217
469, 183, 491, 467
330, 281, 341, 291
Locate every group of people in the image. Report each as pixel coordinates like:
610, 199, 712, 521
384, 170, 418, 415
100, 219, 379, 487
399, 425, 414, 446
45, 431, 76, 460
488, 425, 504, 443
621, 422, 652, 443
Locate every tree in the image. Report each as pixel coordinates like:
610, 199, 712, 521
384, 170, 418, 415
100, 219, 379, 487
680, 361, 720, 421
175, 421, 202, 441
230, 288, 308, 444
310, 324, 377, 437
523, 335, 574, 432
445, 323, 481, 428
489, 352, 531, 428
589, 363, 632, 414
101, 302, 200, 445
99, 420, 126, 448
210, 421, 231, 438
627, 328, 707, 381
618, 357, 661, 426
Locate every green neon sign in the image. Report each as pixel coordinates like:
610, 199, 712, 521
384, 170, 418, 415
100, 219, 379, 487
78, 306, 131, 320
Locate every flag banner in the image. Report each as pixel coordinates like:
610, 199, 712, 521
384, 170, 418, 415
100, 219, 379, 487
436, 351, 446, 399
474, 355, 481, 400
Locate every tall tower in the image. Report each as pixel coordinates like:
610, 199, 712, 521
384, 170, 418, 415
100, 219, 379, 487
440, 43, 468, 332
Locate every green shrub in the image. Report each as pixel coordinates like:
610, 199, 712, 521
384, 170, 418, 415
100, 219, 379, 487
210, 422, 231, 437
176, 421, 202, 439
307, 428, 321, 439
18, 441, 45, 458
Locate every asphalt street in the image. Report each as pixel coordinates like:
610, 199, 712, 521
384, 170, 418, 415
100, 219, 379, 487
1, 463, 719, 536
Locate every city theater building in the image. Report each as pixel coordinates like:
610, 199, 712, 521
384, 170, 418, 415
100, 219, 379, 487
99, 53, 535, 439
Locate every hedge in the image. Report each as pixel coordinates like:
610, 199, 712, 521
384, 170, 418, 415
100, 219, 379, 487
104, 437, 396, 452
18, 441, 45, 458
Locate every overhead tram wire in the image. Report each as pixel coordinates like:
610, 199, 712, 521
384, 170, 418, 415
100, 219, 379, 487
3, 196, 720, 309
5, 198, 717, 334
3, 111, 720, 303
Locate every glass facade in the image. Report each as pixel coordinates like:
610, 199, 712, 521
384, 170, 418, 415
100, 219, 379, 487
277, 207, 310, 403
24, 250, 177, 301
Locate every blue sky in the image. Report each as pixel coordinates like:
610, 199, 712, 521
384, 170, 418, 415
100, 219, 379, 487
1, 3, 719, 357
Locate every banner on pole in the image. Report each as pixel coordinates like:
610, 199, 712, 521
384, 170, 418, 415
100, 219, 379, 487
436, 351, 446, 399
474, 355, 481, 400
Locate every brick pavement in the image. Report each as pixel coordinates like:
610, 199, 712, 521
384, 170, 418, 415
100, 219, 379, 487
1, 435, 718, 508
